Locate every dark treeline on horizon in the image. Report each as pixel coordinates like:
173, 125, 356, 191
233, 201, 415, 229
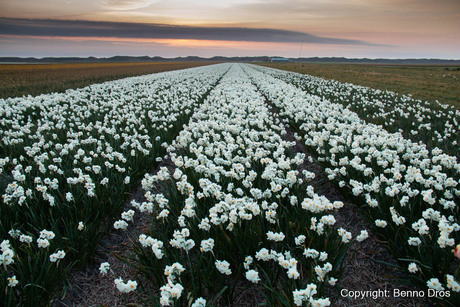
1, 56, 460, 65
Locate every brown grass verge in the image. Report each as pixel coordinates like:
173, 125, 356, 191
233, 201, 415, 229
0, 62, 216, 99
259, 63, 460, 108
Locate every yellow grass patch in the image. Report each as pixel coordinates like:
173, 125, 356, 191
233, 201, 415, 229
0, 62, 214, 99
260, 63, 460, 109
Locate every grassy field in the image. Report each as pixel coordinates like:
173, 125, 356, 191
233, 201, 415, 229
0, 62, 214, 99
260, 63, 460, 108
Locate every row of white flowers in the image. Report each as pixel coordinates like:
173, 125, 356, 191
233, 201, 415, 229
253, 65, 460, 158
0, 63, 231, 305
112, 63, 358, 306
243, 63, 460, 303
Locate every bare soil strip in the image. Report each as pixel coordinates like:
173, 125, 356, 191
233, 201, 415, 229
0, 62, 214, 99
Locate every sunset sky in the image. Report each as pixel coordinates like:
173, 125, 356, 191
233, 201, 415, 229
0, 0, 459, 59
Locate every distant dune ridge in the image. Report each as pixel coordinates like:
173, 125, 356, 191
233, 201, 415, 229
1, 56, 460, 64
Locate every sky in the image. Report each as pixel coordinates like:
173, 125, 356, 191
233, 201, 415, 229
0, 0, 459, 59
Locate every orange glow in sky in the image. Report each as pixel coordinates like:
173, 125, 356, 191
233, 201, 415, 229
0, 34, 305, 51
1, 0, 459, 58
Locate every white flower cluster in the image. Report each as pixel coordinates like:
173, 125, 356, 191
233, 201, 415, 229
169, 228, 195, 251
139, 234, 164, 259
215, 259, 232, 275
99, 262, 111, 275
293, 284, 330, 306
37, 229, 55, 249
114, 277, 137, 293
98, 261, 138, 294
160, 262, 186, 306
1, 240, 15, 266
49, 250, 66, 262
2, 238, 19, 288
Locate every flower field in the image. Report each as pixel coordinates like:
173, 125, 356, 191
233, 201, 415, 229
1, 63, 459, 306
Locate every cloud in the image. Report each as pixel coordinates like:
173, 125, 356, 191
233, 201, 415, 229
0, 17, 379, 45
103, 0, 161, 11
